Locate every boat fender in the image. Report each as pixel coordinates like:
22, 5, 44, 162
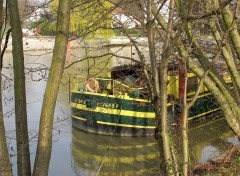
86, 99, 97, 108
129, 91, 139, 98
86, 77, 99, 93
90, 100, 97, 108
86, 99, 91, 108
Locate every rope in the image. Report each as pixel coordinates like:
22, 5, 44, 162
96, 93, 126, 176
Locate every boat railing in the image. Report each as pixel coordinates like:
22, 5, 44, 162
95, 78, 131, 95
96, 78, 146, 98
112, 79, 145, 98
71, 76, 145, 98
71, 76, 86, 91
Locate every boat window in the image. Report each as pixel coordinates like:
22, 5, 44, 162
187, 76, 198, 93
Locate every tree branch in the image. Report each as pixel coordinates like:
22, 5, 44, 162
187, 0, 234, 20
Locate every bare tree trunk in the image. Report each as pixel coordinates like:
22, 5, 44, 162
0, 39, 12, 176
160, 0, 179, 175
183, 1, 240, 137
207, 1, 240, 90
7, 0, 31, 175
221, 3, 240, 59
146, 0, 164, 172
33, 1, 71, 175
147, 0, 179, 175
0, 75, 12, 176
152, 0, 240, 172
0, 2, 12, 175
182, 61, 213, 175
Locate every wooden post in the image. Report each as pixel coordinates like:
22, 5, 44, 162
178, 61, 185, 125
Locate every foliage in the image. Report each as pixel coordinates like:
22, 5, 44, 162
51, 0, 114, 38
113, 28, 143, 36
30, 19, 56, 36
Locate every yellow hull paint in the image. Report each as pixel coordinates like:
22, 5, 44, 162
188, 108, 221, 120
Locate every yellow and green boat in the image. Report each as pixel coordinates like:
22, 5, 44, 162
71, 64, 228, 136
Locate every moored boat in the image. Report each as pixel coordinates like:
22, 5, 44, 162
70, 63, 230, 136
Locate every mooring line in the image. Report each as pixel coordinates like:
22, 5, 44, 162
96, 93, 126, 176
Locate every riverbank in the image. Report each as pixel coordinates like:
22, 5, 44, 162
2, 36, 148, 52
2, 36, 83, 52
192, 145, 240, 175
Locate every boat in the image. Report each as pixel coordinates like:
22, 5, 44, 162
70, 63, 230, 136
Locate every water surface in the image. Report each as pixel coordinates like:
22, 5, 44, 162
2, 48, 239, 175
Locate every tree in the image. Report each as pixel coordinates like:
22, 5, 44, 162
176, 0, 240, 136
7, 0, 31, 175
51, 0, 113, 38
151, 0, 240, 174
0, 0, 12, 175
144, 0, 181, 175
33, 0, 71, 175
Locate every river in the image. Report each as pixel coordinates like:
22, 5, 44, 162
2, 48, 239, 175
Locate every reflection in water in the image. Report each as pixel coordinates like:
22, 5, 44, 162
72, 118, 238, 175
188, 118, 239, 164
72, 128, 160, 176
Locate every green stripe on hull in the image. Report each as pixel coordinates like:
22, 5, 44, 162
189, 95, 219, 117
71, 92, 154, 112
72, 107, 156, 127
71, 102, 156, 118
71, 91, 221, 131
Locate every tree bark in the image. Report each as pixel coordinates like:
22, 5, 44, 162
207, 1, 240, 91
33, 0, 71, 175
159, 0, 178, 175
148, 0, 179, 175
221, 3, 240, 59
0, 75, 12, 176
0, 1, 12, 175
146, 0, 163, 170
7, 0, 31, 175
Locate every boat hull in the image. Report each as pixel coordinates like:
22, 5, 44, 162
71, 91, 220, 136
72, 118, 155, 136
71, 91, 162, 136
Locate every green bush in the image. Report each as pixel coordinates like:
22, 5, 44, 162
30, 19, 56, 36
